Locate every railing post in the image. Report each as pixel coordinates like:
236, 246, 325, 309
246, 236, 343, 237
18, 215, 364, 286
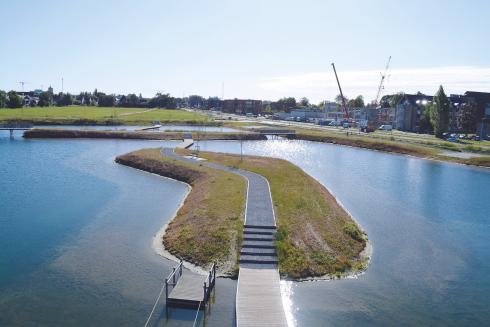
203, 282, 207, 304
179, 259, 183, 277
172, 267, 176, 285
165, 278, 168, 301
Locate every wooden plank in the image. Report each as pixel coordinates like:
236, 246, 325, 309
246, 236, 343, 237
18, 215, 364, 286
236, 267, 288, 327
168, 274, 207, 302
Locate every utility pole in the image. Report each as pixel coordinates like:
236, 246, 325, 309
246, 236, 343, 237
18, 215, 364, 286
61, 77, 64, 93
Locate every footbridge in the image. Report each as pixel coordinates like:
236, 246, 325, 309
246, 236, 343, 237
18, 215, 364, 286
162, 142, 288, 327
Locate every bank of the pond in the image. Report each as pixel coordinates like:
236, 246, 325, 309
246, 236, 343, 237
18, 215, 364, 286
23, 128, 266, 141
290, 130, 490, 168
115, 148, 246, 277
177, 149, 368, 279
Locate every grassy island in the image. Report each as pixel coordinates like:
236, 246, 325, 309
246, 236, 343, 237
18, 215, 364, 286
23, 128, 266, 141
116, 149, 246, 275
180, 149, 368, 278
117, 147, 368, 279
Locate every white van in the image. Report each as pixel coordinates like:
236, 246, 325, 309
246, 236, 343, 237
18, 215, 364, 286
378, 124, 393, 131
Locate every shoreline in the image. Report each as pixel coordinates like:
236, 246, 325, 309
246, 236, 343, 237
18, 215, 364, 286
114, 163, 210, 276
118, 147, 370, 281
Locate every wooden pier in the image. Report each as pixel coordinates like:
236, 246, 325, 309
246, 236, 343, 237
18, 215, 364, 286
165, 261, 216, 310
0, 124, 33, 138
162, 146, 288, 326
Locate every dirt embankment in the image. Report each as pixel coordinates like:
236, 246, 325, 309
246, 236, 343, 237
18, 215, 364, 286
23, 128, 266, 141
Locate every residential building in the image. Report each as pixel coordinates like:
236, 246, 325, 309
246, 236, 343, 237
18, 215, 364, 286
222, 99, 263, 115
394, 93, 433, 132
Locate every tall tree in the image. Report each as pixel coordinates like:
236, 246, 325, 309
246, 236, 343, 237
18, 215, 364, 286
429, 85, 450, 138
299, 97, 310, 107
348, 95, 364, 108
38, 91, 53, 107
7, 91, 23, 108
276, 97, 296, 112
57, 93, 73, 106
0, 90, 7, 108
98, 94, 115, 107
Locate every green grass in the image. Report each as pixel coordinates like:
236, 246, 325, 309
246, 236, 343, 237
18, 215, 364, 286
192, 150, 367, 279
0, 106, 210, 125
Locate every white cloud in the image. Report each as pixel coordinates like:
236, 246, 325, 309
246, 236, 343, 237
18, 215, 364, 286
258, 66, 490, 103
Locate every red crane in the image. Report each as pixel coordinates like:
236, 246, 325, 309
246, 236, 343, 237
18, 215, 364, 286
331, 63, 349, 119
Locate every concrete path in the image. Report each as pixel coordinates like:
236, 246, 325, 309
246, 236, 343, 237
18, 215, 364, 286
162, 145, 287, 327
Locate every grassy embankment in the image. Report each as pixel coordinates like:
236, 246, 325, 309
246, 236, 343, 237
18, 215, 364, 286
115, 148, 246, 276
289, 128, 490, 168
23, 128, 266, 141
178, 149, 368, 279
0, 106, 212, 125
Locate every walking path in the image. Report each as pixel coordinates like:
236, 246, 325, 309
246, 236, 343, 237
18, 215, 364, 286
162, 145, 287, 327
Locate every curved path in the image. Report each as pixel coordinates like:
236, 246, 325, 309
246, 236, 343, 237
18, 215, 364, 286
162, 147, 287, 327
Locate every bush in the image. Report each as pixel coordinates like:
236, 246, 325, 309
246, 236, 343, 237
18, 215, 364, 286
343, 223, 363, 242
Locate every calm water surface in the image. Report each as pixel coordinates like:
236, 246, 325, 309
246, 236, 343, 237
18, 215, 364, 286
194, 140, 490, 327
1, 132, 489, 326
0, 132, 236, 327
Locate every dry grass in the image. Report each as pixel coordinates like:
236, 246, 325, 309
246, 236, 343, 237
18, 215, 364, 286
183, 149, 367, 278
115, 148, 246, 275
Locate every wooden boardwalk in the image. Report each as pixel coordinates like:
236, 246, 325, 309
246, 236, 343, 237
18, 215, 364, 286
163, 143, 288, 326
237, 267, 287, 327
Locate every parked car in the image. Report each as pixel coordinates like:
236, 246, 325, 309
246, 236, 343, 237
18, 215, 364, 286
329, 121, 341, 126
447, 136, 458, 142
378, 124, 393, 131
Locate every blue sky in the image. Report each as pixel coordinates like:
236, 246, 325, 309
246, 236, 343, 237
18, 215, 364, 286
1, 0, 489, 103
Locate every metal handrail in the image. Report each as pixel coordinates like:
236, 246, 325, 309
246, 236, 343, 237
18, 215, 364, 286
165, 260, 183, 301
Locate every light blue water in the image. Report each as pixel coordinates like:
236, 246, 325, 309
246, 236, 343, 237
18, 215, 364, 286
2, 132, 490, 326
193, 140, 490, 327
0, 132, 236, 326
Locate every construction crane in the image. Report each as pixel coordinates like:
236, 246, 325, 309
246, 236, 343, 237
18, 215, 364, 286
374, 56, 391, 108
18, 81, 29, 92
331, 63, 349, 119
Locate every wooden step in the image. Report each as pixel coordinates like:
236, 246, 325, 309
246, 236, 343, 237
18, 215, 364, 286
244, 235, 274, 241
242, 240, 275, 249
243, 228, 275, 236
240, 255, 278, 264
240, 248, 276, 256
244, 224, 276, 230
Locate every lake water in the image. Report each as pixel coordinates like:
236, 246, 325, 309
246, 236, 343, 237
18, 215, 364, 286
0, 131, 236, 327
1, 133, 489, 326
193, 140, 490, 327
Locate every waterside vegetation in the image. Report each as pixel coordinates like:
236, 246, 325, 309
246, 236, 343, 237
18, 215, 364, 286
179, 149, 368, 279
115, 148, 246, 276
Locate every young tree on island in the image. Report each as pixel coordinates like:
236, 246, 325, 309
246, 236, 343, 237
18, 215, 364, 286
429, 85, 450, 138
7, 91, 23, 108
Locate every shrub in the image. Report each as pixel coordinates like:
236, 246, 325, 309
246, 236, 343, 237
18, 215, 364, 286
343, 223, 363, 242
